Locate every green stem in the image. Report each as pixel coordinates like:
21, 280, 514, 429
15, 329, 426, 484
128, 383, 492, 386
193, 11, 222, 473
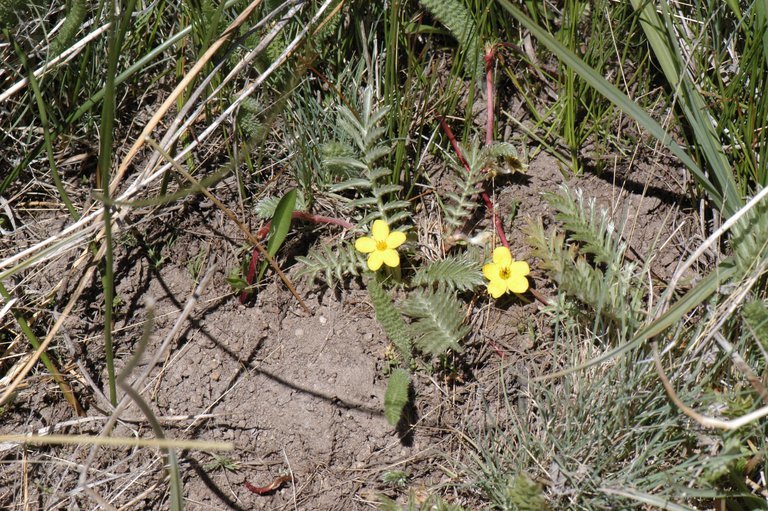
99, 0, 139, 406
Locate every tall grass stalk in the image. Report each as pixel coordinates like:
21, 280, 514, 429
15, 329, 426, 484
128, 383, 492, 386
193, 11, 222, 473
98, 0, 139, 406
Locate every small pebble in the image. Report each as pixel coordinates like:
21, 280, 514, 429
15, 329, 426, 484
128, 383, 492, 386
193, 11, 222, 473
295, 328, 304, 337
210, 371, 220, 381
319, 316, 327, 325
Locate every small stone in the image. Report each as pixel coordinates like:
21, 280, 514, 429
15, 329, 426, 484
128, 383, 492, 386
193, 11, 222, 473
295, 328, 304, 337
210, 371, 220, 382
319, 316, 327, 325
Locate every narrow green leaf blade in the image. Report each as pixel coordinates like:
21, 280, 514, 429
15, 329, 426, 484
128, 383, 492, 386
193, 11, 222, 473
257, 189, 297, 283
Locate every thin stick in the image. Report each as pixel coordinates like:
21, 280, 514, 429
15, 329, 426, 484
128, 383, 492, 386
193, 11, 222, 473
0, 433, 231, 451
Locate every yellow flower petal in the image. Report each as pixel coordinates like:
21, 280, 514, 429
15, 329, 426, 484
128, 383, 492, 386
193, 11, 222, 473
372, 219, 390, 241
487, 279, 506, 298
386, 230, 406, 249
506, 275, 529, 294
492, 246, 512, 266
509, 260, 530, 277
355, 236, 376, 254
380, 248, 400, 268
482, 262, 499, 281
367, 251, 384, 271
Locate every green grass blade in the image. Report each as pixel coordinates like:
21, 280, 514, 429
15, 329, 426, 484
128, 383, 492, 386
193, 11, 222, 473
600, 487, 697, 511
497, 0, 726, 214
10, 35, 79, 220
630, 0, 742, 217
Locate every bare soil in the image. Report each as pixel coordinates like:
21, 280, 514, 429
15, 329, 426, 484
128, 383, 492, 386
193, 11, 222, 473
0, 147, 695, 509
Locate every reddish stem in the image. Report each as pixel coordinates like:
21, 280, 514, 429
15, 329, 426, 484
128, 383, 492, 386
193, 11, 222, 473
239, 212, 354, 303
485, 46, 495, 147
437, 115, 509, 249
244, 475, 293, 495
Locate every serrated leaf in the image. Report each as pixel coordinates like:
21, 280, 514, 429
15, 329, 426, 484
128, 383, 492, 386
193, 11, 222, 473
383, 200, 411, 212
373, 184, 404, 197
296, 243, 367, 288
368, 277, 412, 365
401, 286, 469, 357
412, 255, 484, 291
384, 369, 410, 426
349, 197, 379, 208
257, 189, 296, 282
329, 178, 372, 193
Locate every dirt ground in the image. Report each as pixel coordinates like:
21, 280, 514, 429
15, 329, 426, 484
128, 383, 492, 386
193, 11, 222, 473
0, 146, 695, 509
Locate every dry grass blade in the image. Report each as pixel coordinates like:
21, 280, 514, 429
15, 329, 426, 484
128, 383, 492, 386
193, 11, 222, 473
0, 23, 111, 103
110, 0, 266, 195
0, 434, 232, 451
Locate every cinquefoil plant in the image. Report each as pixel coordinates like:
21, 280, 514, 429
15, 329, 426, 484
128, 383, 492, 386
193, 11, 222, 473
297, 85, 528, 426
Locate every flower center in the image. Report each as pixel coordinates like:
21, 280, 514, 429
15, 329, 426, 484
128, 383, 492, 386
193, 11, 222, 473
499, 267, 511, 279
376, 240, 388, 251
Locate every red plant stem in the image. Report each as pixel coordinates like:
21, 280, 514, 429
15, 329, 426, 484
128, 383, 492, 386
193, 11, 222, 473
244, 475, 293, 495
437, 115, 509, 249
239, 212, 354, 303
485, 46, 495, 147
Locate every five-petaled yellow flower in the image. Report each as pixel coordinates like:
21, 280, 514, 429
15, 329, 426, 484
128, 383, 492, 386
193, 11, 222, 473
355, 219, 406, 271
483, 246, 530, 298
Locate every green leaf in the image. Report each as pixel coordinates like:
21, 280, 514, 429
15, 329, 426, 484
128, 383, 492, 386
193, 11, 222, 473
257, 189, 296, 283
401, 286, 469, 357
368, 277, 413, 366
384, 369, 410, 426
412, 254, 484, 292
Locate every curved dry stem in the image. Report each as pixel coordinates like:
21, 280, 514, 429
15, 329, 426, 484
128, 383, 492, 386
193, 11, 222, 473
653, 342, 768, 430
111, 0, 266, 195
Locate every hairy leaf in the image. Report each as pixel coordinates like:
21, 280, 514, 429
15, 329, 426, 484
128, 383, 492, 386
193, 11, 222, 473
401, 286, 469, 357
368, 277, 412, 365
384, 368, 410, 426
412, 254, 484, 292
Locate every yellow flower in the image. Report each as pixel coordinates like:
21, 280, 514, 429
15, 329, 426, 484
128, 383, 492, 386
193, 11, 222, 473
355, 219, 406, 271
482, 246, 530, 298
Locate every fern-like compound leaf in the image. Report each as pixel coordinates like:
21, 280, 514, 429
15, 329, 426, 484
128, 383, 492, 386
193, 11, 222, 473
50, 0, 87, 56
418, 0, 482, 79
731, 189, 768, 276
401, 286, 469, 357
525, 212, 644, 333
295, 243, 367, 288
384, 368, 410, 426
482, 141, 527, 176
743, 300, 768, 349
442, 140, 495, 231
324, 87, 409, 227
412, 254, 484, 292
543, 185, 626, 269
368, 278, 413, 366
